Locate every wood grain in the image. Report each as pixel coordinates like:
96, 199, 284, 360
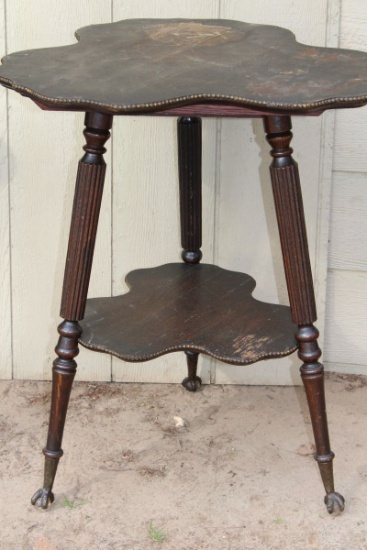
212, 115, 324, 383
178, 117, 202, 263
265, 116, 317, 326
1, 0, 354, 385
60, 113, 112, 320
212, 0, 331, 385
111, 1, 218, 385
4, 13, 367, 112
79, 263, 297, 365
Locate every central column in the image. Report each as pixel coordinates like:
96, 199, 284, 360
177, 116, 203, 391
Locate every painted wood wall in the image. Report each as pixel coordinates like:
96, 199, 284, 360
324, 0, 367, 376
1, 0, 364, 383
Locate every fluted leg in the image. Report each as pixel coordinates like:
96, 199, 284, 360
264, 115, 344, 514
31, 112, 113, 509
178, 116, 202, 265
178, 117, 203, 390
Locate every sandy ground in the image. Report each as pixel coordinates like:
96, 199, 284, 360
0, 373, 366, 549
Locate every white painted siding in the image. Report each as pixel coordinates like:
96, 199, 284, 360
0, 0, 11, 379
2, 0, 362, 383
324, 0, 367, 375
6, 1, 112, 381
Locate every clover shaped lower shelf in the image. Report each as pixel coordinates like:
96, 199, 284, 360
79, 263, 297, 365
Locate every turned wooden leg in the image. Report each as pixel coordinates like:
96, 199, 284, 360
31, 112, 113, 509
182, 351, 202, 392
178, 116, 202, 264
264, 115, 344, 514
178, 117, 203, 391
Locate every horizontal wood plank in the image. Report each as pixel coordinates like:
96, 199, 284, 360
339, 0, 367, 51
0, 1, 11, 379
324, 361, 367, 376
328, 1, 367, 377
324, 269, 367, 366
334, 107, 367, 173
334, 1, 367, 172
7, 4, 112, 380
214, 355, 302, 386
329, 171, 367, 271
220, 0, 328, 46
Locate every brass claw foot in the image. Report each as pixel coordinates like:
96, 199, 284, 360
324, 492, 345, 514
31, 488, 55, 510
182, 375, 202, 392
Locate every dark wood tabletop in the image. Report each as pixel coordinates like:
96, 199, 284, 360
79, 263, 297, 365
1, 18, 367, 114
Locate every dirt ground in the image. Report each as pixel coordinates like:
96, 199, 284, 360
0, 372, 366, 549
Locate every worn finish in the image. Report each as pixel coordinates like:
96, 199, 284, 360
79, 263, 298, 365
2, 19, 367, 114
31, 320, 82, 509
178, 117, 203, 264
264, 116, 317, 326
32, 112, 112, 509
298, 328, 345, 514
0, 17, 351, 514
264, 116, 344, 513
182, 351, 202, 392
178, 117, 204, 388
60, 112, 112, 320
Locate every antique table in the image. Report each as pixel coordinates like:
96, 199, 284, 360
2, 18, 367, 515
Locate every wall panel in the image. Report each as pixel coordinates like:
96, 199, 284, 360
325, 270, 367, 369
326, 0, 367, 374
0, 0, 11, 378
7, 1, 112, 380
219, 0, 328, 45
328, 171, 367, 271
334, 1, 367, 173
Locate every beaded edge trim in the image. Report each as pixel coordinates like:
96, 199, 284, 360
1, 76, 367, 113
78, 337, 298, 366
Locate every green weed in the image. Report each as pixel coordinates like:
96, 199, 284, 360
148, 520, 167, 543
63, 497, 88, 509
273, 517, 284, 525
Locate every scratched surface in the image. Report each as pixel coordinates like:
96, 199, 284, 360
79, 263, 297, 365
1, 18, 367, 113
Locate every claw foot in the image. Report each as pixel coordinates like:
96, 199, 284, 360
182, 376, 202, 392
324, 492, 345, 514
31, 488, 55, 510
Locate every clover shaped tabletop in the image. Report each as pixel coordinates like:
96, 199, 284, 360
1, 18, 367, 114
79, 263, 297, 365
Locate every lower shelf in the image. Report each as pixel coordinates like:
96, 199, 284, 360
79, 263, 297, 365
